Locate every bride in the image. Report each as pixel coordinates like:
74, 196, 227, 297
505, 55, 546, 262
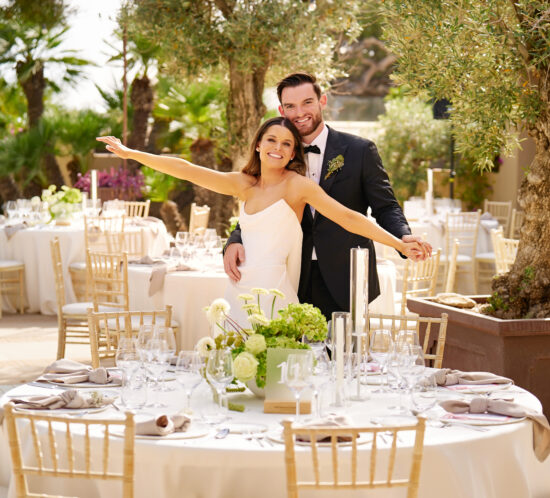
97, 117, 424, 326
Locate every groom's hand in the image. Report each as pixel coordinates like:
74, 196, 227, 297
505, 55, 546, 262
224, 243, 245, 282
402, 234, 432, 261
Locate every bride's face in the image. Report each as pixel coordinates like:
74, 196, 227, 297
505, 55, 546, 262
256, 125, 296, 170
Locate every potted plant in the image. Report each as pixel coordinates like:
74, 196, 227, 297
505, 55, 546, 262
74, 167, 145, 201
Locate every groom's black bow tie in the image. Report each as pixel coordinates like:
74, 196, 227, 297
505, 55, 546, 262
304, 144, 321, 154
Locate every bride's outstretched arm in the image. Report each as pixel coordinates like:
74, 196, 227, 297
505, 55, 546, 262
96, 136, 249, 197
297, 176, 429, 260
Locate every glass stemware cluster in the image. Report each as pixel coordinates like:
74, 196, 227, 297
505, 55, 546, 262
174, 229, 223, 269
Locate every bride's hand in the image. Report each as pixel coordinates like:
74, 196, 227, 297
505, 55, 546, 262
96, 136, 133, 159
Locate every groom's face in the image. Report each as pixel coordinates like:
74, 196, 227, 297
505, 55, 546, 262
278, 83, 327, 142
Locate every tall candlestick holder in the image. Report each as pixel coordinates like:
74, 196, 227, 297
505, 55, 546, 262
349, 247, 369, 401
330, 311, 350, 407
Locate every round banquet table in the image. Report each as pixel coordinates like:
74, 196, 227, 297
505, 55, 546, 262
0, 220, 170, 315
1, 379, 549, 498
127, 259, 397, 351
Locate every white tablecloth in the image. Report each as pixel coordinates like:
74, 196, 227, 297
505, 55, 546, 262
1, 380, 549, 498
0, 220, 170, 315
127, 260, 397, 351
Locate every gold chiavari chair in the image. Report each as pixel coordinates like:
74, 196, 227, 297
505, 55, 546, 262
120, 228, 147, 259
442, 210, 481, 293
509, 208, 524, 240
283, 417, 426, 498
483, 200, 512, 237
87, 250, 129, 312
189, 203, 210, 235
493, 229, 520, 275
4, 404, 135, 498
369, 312, 448, 368
0, 260, 25, 318
123, 200, 150, 218
444, 239, 459, 293
69, 215, 126, 301
50, 238, 95, 359
399, 249, 441, 314
87, 306, 175, 368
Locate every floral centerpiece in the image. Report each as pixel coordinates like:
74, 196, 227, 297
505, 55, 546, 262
40, 184, 82, 222
74, 168, 145, 201
198, 288, 328, 398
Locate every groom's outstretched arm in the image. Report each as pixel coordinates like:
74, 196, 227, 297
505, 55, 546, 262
223, 224, 245, 281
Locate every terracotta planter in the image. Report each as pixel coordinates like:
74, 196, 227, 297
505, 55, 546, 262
408, 296, 550, 417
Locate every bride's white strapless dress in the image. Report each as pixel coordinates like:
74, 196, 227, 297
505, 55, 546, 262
225, 199, 303, 328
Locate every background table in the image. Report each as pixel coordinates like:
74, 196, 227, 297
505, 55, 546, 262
0, 220, 170, 315
1, 380, 549, 498
128, 259, 397, 351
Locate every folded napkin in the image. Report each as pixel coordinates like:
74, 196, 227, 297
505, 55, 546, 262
481, 212, 495, 221
131, 216, 164, 235
294, 415, 353, 443
4, 222, 27, 240
37, 359, 120, 385
135, 413, 191, 436
440, 397, 550, 462
129, 256, 197, 296
10, 389, 114, 410
430, 369, 512, 387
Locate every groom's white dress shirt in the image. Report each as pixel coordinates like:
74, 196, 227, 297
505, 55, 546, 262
304, 124, 329, 260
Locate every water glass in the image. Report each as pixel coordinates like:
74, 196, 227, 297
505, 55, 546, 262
284, 353, 313, 424
410, 374, 437, 416
175, 350, 203, 411
120, 366, 148, 410
369, 329, 393, 392
205, 349, 234, 423
116, 337, 140, 374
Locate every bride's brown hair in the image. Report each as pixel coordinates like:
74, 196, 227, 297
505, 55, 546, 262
241, 117, 306, 178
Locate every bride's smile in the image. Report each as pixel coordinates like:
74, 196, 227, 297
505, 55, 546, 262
256, 125, 295, 171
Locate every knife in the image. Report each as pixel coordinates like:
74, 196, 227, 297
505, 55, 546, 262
215, 428, 230, 439
27, 381, 67, 390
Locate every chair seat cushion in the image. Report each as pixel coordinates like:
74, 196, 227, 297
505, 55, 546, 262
440, 254, 472, 263
0, 260, 24, 269
475, 252, 495, 261
69, 261, 87, 271
62, 302, 120, 315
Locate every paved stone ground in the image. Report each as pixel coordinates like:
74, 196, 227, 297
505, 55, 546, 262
0, 313, 90, 387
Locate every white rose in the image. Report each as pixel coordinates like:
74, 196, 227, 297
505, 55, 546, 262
195, 337, 216, 358
233, 352, 258, 382
245, 334, 266, 355
205, 298, 230, 325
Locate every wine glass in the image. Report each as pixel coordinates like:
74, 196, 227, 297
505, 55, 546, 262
136, 324, 155, 362
395, 329, 420, 351
309, 351, 330, 418
142, 338, 169, 407
369, 329, 393, 392
205, 349, 234, 423
175, 350, 203, 411
116, 337, 140, 375
5, 200, 17, 221
284, 353, 313, 424
154, 326, 176, 391
410, 374, 437, 418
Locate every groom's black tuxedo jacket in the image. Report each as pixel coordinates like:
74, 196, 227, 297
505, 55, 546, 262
298, 127, 410, 310
226, 126, 411, 312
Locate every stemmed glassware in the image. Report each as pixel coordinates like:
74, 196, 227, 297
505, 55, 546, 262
5, 201, 18, 222
117, 337, 147, 409
205, 349, 234, 423
410, 374, 437, 419
369, 329, 393, 392
142, 339, 170, 407
283, 353, 313, 424
309, 350, 330, 418
155, 326, 176, 391
175, 350, 203, 411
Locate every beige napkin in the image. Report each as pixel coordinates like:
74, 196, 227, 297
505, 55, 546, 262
37, 359, 120, 385
131, 216, 164, 235
10, 389, 114, 410
431, 369, 512, 387
4, 222, 27, 240
135, 413, 191, 436
295, 415, 353, 443
440, 397, 550, 462
129, 256, 197, 296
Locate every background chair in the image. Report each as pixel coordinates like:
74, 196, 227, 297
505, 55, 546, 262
87, 306, 175, 368
50, 238, 93, 359
369, 312, 448, 368
0, 260, 25, 318
4, 404, 135, 498
283, 418, 426, 498
442, 210, 481, 293
483, 200, 512, 237
398, 249, 441, 314
444, 239, 459, 293
493, 229, 520, 275
87, 250, 129, 312
509, 208, 524, 240
189, 203, 210, 235
123, 200, 150, 218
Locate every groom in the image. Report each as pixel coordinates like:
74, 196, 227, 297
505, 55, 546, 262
224, 72, 430, 319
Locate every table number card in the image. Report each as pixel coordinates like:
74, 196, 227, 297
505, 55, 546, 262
263, 348, 311, 414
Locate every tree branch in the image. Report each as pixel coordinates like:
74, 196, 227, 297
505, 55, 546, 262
213, 0, 233, 19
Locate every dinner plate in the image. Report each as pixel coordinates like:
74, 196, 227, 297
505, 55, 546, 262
267, 431, 372, 447
227, 422, 268, 434
111, 425, 210, 440
12, 404, 110, 415
443, 383, 512, 395
440, 412, 526, 426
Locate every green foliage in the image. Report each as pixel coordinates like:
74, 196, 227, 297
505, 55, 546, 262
487, 291, 509, 313
0, 79, 26, 138
141, 165, 185, 202
377, 94, 449, 203
451, 156, 492, 210
379, 0, 548, 171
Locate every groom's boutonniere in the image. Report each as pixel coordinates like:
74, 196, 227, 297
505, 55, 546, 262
324, 154, 344, 180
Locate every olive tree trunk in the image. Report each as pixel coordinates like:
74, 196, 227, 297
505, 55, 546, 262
127, 75, 154, 175
226, 62, 267, 171
492, 81, 550, 318
17, 61, 44, 129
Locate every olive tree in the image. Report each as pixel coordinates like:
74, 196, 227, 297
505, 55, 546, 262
380, 0, 550, 319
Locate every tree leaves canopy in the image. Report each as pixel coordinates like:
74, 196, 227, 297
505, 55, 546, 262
379, 0, 549, 170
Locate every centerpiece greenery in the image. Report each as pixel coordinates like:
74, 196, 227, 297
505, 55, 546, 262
198, 289, 328, 393
40, 184, 82, 221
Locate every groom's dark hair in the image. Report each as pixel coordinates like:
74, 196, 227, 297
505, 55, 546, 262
276, 72, 322, 102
